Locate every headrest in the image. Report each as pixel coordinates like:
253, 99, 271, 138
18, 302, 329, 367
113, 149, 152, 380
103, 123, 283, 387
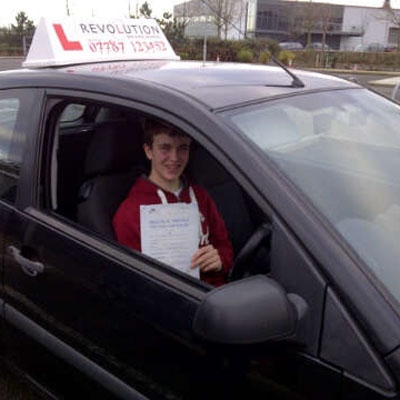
85, 120, 145, 177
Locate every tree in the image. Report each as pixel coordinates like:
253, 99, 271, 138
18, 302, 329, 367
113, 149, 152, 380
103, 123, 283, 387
130, 2, 154, 19
381, 0, 400, 70
139, 1, 153, 18
0, 11, 36, 54
302, 1, 318, 46
157, 12, 188, 44
201, 0, 242, 39
288, 1, 336, 48
222, 0, 240, 39
12, 11, 35, 38
11, 11, 35, 51
278, 2, 306, 43
131, 3, 188, 45
317, 4, 334, 58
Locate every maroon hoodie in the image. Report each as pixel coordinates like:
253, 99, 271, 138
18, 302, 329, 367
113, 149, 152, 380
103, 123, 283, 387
113, 176, 233, 286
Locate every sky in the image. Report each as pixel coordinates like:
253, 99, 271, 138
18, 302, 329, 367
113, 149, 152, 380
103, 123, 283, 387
1, 0, 400, 27
0, 0, 183, 26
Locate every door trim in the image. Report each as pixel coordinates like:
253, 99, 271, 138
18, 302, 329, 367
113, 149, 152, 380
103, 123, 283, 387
5, 303, 148, 400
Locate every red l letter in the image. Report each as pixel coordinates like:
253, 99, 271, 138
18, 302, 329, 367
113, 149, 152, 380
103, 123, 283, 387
53, 24, 83, 51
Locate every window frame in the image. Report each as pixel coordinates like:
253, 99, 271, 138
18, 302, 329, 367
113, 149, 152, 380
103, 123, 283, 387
35, 88, 274, 293
0, 88, 43, 206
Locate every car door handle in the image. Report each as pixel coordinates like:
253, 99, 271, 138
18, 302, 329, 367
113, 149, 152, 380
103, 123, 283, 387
7, 246, 45, 277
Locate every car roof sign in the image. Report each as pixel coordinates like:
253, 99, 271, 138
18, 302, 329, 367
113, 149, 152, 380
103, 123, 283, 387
23, 17, 179, 68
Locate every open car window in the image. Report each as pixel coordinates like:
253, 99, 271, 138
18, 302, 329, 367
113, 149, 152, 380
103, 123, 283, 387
43, 99, 270, 285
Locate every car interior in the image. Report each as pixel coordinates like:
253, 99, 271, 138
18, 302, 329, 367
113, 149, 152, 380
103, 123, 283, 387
46, 100, 272, 284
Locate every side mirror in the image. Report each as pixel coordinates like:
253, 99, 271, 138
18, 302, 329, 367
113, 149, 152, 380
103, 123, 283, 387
193, 275, 305, 344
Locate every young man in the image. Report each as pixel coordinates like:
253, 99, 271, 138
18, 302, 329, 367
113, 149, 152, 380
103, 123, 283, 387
113, 119, 233, 287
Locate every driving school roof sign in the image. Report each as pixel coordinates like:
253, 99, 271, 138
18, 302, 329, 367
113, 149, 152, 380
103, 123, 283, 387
23, 17, 179, 68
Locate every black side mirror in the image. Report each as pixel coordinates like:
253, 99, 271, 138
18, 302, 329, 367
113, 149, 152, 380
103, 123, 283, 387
193, 275, 305, 344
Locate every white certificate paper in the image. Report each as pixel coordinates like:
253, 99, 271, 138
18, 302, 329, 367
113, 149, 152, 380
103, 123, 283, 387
140, 203, 200, 278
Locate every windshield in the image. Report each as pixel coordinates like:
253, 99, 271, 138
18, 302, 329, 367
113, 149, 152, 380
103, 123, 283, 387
226, 88, 400, 301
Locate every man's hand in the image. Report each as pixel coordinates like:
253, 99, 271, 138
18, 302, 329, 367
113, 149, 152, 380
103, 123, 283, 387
191, 245, 223, 273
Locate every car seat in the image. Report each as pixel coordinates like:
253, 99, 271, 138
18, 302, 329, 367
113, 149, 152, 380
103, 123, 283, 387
77, 120, 146, 239
186, 145, 256, 255
186, 145, 272, 280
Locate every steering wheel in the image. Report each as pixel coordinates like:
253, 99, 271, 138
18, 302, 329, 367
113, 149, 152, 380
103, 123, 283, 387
228, 223, 272, 282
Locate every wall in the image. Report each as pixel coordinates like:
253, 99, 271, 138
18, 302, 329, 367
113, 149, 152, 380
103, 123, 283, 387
341, 6, 393, 50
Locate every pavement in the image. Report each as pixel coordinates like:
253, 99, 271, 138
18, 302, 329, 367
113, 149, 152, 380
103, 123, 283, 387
367, 75, 400, 100
0, 57, 24, 71
314, 70, 400, 99
368, 76, 400, 86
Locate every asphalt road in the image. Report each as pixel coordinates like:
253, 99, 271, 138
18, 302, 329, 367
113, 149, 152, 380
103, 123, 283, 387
330, 71, 397, 98
0, 57, 24, 71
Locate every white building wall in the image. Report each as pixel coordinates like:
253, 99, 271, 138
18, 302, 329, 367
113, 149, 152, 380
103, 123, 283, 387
341, 7, 391, 50
341, 5, 400, 50
175, 0, 248, 39
176, 0, 399, 45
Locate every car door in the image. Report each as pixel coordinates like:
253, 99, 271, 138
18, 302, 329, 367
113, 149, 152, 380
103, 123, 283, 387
3, 89, 291, 400
0, 87, 40, 318
219, 97, 400, 399
2, 91, 220, 399
4, 83, 395, 400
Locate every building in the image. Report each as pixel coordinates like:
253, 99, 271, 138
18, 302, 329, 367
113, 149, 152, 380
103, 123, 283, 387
174, 0, 248, 39
174, 0, 400, 50
341, 5, 400, 50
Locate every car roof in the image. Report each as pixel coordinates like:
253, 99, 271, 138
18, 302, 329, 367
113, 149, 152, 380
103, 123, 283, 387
0, 60, 359, 110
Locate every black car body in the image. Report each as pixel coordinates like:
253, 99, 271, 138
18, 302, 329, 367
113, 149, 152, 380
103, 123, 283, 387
1, 19, 400, 400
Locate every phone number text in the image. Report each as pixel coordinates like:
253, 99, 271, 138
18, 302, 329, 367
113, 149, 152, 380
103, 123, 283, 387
88, 40, 168, 54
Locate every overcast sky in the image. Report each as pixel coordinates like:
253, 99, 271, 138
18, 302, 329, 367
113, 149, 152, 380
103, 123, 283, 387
0, 0, 183, 26
0, 0, 399, 27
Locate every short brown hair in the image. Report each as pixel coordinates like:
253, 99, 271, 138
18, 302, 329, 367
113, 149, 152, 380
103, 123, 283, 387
143, 119, 188, 147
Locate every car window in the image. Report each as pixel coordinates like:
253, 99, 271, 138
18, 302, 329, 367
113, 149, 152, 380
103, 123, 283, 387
226, 88, 400, 302
0, 89, 33, 202
59, 103, 86, 123
43, 99, 267, 286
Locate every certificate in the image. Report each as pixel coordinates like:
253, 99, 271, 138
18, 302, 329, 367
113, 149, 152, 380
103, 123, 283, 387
140, 203, 200, 278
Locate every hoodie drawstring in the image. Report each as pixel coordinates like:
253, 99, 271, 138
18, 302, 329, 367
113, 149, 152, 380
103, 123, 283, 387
156, 187, 209, 246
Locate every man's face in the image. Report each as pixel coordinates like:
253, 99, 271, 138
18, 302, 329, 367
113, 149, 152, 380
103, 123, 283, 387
144, 133, 191, 189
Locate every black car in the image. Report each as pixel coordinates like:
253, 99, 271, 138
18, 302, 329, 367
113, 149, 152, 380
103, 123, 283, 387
1, 17, 400, 400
